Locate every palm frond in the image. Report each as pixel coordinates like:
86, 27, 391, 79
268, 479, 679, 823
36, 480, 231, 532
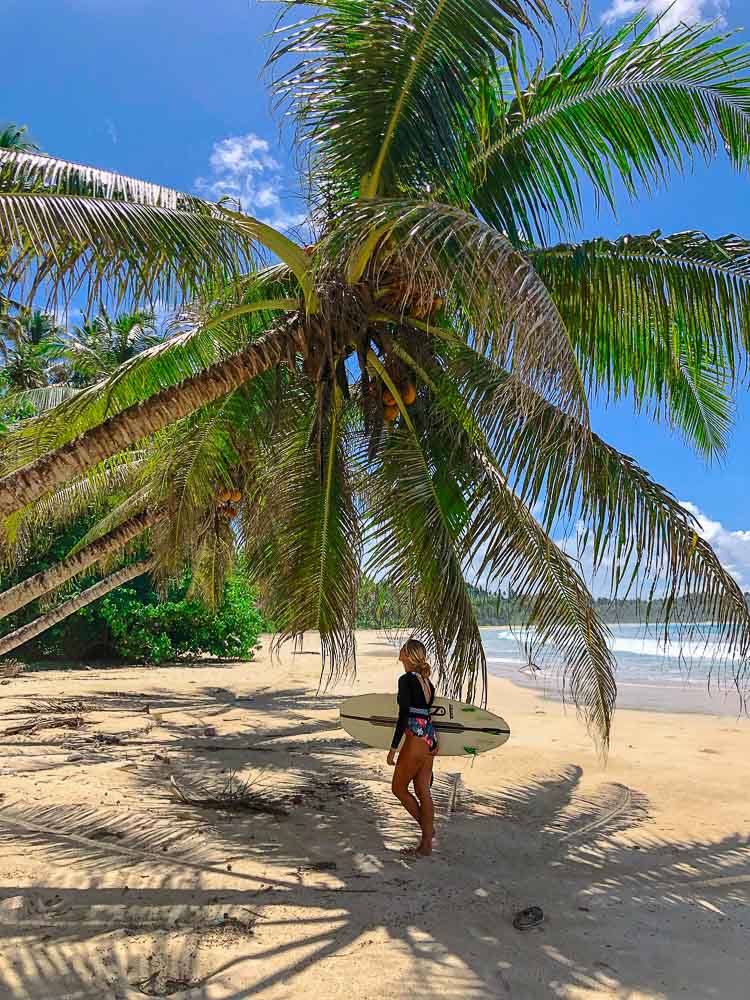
530, 230, 750, 451
466, 16, 750, 240
464, 454, 616, 746
0, 192, 257, 312
0, 149, 200, 208
0, 451, 146, 573
242, 389, 361, 679
669, 348, 733, 458
0, 150, 314, 309
450, 345, 750, 691
0, 290, 300, 472
148, 393, 248, 584
1, 383, 80, 414
364, 351, 486, 702
69, 486, 154, 553
185, 515, 237, 609
379, 342, 616, 740
270, 0, 551, 202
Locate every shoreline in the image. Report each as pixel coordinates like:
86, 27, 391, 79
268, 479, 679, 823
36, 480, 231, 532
487, 656, 750, 717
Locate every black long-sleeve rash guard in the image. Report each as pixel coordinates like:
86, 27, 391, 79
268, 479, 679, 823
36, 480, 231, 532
390, 671, 435, 750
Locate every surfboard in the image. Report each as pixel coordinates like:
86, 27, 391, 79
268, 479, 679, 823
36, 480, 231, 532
339, 693, 510, 757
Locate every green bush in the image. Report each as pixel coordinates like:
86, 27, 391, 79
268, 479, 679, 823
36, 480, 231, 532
98, 575, 267, 663
2, 563, 269, 664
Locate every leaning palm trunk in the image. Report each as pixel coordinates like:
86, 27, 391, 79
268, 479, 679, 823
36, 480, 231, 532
0, 558, 153, 657
0, 325, 299, 519
0, 510, 161, 621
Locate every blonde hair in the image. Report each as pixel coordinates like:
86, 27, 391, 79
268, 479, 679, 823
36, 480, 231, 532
402, 638, 431, 679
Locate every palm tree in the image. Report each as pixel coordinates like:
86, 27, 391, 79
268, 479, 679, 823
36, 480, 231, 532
0, 308, 65, 391
0, 508, 161, 622
0, 559, 153, 657
64, 310, 162, 386
0, 123, 37, 152
2, 7, 750, 742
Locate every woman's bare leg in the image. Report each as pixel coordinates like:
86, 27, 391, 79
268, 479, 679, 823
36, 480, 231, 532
392, 734, 429, 834
412, 755, 435, 855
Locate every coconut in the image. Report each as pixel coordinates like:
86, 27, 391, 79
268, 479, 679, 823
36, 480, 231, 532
383, 404, 399, 422
230, 489, 242, 503
223, 505, 238, 519
382, 389, 396, 407
217, 488, 233, 504
401, 382, 417, 406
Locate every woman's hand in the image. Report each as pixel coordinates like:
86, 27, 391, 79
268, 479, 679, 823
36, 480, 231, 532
387, 749, 397, 766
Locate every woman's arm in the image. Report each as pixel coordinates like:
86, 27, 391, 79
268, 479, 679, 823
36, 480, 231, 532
390, 674, 411, 752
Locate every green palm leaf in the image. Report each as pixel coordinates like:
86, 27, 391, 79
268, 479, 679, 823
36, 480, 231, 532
0, 451, 146, 574
467, 16, 750, 240
271, 0, 551, 200
0, 149, 199, 207
0, 288, 300, 473
0, 384, 80, 414
451, 347, 750, 682
669, 347, 733, 459
364, 351, 486, 701
0, 191, 256, 311
243, 390, 361, 676
529, 230, 750, 452
186, 516, 237, 609
146, 381, 276, 586
463, 454, 616, 746
381, 341, 616, 740
363, 422, 487, 702
0, 150, 313, 309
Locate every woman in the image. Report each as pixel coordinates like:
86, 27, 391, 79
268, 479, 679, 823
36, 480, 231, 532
387, 638, 438, 856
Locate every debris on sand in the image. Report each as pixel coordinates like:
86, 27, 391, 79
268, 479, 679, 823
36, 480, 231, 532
18, 698, 90, 714
132, 972, 200, 997
0, 659, 24, 679
64, 732, 121, 750
169, 770, 288, 816
513, 905, 544, 930
3, 715, 86, 736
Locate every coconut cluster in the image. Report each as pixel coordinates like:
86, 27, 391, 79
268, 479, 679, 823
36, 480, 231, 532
381, 379, 417, 422
217, 487, 242, 519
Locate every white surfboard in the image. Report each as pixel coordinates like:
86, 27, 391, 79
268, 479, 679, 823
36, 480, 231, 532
340, 693, 510, 757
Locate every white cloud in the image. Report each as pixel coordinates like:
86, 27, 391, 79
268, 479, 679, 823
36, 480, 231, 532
555, 503, 750, 596
602, 0, 727, 33
105, 119, 118, 145
195, 133, 306, 233
680, 502, 750, 591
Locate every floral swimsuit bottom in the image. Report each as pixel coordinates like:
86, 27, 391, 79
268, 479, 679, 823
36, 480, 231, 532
407, 708, 438, 753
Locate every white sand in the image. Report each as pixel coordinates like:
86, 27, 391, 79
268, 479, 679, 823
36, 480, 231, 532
0, 629, 748, 999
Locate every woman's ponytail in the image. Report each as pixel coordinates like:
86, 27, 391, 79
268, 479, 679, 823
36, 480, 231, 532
403, 638, 431, 680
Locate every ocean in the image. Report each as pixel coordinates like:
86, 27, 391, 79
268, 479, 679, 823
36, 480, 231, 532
483, 622, 748, 712
485, 622, 739, 684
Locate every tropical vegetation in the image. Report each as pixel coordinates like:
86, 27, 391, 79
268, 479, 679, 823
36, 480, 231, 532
3, 5, 750, 744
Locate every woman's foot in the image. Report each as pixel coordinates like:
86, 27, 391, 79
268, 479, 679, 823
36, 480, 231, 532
416, 834, 433, 856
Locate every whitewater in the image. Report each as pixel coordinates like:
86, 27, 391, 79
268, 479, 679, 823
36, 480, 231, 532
483, 622, 741, 687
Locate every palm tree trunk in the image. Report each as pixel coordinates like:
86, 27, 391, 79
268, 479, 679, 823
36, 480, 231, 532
0, 323, 300, 519
0, 510, 161, 621
0, 559, 153, 658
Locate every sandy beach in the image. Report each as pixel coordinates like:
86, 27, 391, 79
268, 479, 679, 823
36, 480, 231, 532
0, 629, 748, 999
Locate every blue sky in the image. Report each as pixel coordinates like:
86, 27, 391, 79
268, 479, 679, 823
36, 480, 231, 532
4, 0, 750, 586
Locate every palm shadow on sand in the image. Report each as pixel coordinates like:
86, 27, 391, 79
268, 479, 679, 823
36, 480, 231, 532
0, 687, 748, 999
